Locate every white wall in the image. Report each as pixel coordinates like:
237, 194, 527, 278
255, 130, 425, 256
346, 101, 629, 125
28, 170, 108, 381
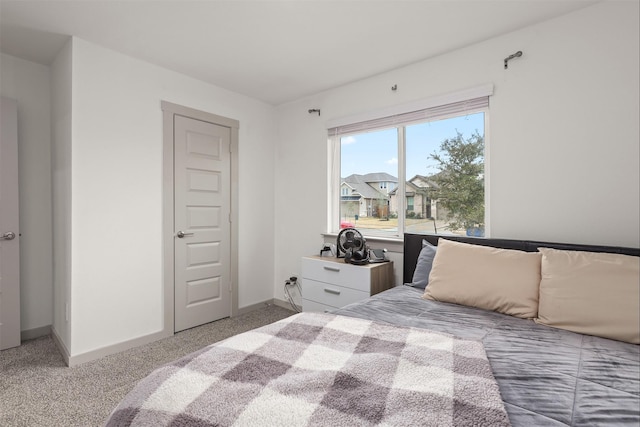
50, 39, 73, 349
0, 53, 53, 334
67, 38, 276, 356
273, 1, 640, 301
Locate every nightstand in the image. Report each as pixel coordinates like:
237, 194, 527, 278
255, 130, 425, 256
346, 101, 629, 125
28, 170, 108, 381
301, 255, 394, 312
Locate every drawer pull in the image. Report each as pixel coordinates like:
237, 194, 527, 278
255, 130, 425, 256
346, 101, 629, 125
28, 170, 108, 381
324, 288, 341, 295
323, 266, 341, 272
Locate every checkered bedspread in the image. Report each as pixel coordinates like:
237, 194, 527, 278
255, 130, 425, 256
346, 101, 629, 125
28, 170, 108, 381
106, 313, 510, 426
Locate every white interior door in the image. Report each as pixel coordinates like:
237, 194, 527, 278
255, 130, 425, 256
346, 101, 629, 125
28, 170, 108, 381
0, 96, 21, 350
174, 115, 231, 332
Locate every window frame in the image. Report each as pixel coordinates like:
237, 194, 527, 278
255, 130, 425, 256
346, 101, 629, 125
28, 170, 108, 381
327, 86, 492, 240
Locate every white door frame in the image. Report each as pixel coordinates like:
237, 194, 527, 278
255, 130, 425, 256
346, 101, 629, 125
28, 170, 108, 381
161, 101, 239, 336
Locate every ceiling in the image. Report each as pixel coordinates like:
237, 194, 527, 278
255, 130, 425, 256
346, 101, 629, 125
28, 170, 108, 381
0, 0, 597, 105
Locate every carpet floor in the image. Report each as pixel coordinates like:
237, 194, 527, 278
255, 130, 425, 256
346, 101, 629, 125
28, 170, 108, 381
0, 304, 294, 427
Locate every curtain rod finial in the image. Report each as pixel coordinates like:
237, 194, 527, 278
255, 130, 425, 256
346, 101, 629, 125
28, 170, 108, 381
504, 50, 523, 69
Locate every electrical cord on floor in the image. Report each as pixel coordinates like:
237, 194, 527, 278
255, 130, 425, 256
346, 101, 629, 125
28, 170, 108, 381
284, 276, 302, 312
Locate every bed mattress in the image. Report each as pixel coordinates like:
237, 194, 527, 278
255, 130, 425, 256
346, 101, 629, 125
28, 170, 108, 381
334, 285, 640, 426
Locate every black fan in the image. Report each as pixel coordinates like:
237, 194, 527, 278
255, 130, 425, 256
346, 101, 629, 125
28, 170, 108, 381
336, 228, 368, 264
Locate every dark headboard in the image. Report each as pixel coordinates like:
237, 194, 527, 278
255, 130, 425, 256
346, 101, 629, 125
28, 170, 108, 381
403, 233, 640, 284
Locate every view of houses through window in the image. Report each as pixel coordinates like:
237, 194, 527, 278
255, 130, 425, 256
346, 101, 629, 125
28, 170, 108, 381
339, 111, 486, 238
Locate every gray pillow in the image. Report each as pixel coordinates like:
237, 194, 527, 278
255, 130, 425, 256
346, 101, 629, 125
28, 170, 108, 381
405, 239, 437, 289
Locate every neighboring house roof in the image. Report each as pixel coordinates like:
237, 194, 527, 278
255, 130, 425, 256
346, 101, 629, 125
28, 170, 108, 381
389, 174, 439, 196
340, 182, 362, 201
341, 174, 390, 200
388, 180, 422, 196
343, 172, 397, 184
408, 174, 439, 189
357, 172, 398, 183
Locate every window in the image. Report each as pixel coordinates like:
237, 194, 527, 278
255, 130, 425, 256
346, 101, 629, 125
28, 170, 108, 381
329, 89, 490, 239
406, 196, 414, 212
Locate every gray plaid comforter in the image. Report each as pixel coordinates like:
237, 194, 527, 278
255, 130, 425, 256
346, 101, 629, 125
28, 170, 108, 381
106, 312, 510, 426
335, 286, 640, 426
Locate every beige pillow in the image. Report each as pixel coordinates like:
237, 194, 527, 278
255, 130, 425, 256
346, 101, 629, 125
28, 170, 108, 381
535, 248, 640, 344
423, 239, 542, 318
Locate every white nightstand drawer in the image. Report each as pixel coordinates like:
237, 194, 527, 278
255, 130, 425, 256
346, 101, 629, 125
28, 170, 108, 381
303, 279, 369, 308
302, 299, 336, 313
301, 257, 370, 292
300, 255, 394, 313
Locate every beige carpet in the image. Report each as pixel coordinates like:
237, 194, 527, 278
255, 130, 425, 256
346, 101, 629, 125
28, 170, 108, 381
0, 304, 294, 427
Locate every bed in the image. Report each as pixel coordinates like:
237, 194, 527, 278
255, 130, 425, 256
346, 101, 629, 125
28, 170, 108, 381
106, 233, 640, 426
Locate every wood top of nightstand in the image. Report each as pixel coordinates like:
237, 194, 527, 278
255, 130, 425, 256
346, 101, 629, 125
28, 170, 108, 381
304, 255, 392, 269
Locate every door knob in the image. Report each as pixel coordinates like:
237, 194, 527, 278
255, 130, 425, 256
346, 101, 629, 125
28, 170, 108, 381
176, 230, 194, 238
0, 231, 16, 240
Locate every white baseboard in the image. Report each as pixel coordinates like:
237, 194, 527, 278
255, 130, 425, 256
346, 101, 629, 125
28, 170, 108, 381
51, 301, 294, 367
70, 302, 294, 365
67, 329, 172, 367
272, 298, 297, 312
21, 325, 51, 341
236, 300, 271, 315
52, 326, 172, 367
51, 326, 70, 366
236, 298, 296, 315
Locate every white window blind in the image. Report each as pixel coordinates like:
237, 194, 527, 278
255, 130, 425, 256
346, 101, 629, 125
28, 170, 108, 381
328, 96, 489, 136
